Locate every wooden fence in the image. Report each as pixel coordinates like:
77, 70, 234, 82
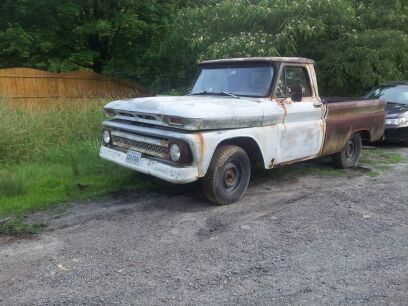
0, 68, 150, 103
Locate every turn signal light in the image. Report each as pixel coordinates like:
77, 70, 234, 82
168, 117, 183, 125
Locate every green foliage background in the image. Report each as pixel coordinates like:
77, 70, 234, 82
0, 0, 407, 96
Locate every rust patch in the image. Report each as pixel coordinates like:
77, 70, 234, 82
195, 132, 205, 165
324, 99, 386, 118
321, 99, 386, 156
276, 98, 288, 126
281, 102, 288, 125
318, 117, 327, 155
275, 154, 319, 166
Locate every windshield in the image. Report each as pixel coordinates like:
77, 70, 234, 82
191, 66, 274, 97
365, 85, 408, 104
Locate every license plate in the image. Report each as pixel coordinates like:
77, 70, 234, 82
125, 150, 142, 166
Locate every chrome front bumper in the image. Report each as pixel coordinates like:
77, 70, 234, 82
99, 146, 199, 184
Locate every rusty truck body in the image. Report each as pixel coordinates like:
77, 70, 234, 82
100, 57, 386, 204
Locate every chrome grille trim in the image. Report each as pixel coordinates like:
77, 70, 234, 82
110, 130, 169, 159
111, 130, 167, 146
112, 135, 169, 159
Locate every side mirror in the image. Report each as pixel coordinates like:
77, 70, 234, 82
291, 82, 303, 102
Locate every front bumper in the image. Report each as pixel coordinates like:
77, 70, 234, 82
384, 126, 408, 143
99, 146, 199, 184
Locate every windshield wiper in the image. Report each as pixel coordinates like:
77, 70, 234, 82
188, 91, 240, 99
188, 90, 210, 96
220, 91, 240, 99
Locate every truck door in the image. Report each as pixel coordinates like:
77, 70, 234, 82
275, 64, 325, 164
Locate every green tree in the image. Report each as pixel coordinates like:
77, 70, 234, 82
159, 0, 408, 95
0, 0, 407, 95
0, 0, 190, 86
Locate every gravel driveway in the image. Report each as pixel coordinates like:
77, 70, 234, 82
1, 147, 408, 305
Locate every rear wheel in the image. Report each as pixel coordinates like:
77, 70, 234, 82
203, 145, 251, 205
332, 133, 362, 169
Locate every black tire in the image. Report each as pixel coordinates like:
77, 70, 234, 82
203, 145, 251, 205
332, 133, 362, 169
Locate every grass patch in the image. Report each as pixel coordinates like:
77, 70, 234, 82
0, 142, 152, 217
359, 147, 406, 174
262, 146, 406, 181
0, 171, 26, 197
0, 100, 151, 231
0, 217, 47, 236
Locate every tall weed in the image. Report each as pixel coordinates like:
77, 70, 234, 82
0, 99, 107, 163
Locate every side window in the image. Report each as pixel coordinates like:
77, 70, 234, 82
276, 66, 312, 99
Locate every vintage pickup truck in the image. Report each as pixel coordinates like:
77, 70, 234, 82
100, 57, 386, 204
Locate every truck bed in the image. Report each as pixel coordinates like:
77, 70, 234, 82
322, 97, 374, 103
320, 98, 386, 156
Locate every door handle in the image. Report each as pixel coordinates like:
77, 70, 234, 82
313, 102, 322, 108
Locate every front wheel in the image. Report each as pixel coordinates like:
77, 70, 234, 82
203, 145, 251, 205
332, 133, 362, 169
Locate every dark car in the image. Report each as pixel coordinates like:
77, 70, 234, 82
365, 82, 408, 144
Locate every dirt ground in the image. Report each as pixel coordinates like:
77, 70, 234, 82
1, 147, 408, 305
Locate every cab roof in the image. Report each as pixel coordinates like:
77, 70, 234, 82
200, 57, 315, 65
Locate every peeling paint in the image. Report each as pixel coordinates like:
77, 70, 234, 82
105, 96, 265, 130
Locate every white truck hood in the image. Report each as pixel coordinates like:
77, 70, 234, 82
105, 96, 265, 130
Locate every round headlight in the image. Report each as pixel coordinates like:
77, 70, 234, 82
103, 130, 111, 144
169, 144, 181, 162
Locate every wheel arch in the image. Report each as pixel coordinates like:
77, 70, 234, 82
357, 129, 371, 143
193, 130, 274, 178
215, 137, 265, 169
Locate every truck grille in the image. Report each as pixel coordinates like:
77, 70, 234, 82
112, 135, 169, 158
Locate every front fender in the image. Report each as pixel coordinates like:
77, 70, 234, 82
187, 126, 278, 177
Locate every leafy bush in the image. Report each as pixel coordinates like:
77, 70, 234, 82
1, 1, 406, 95
157, 0, 408, 96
